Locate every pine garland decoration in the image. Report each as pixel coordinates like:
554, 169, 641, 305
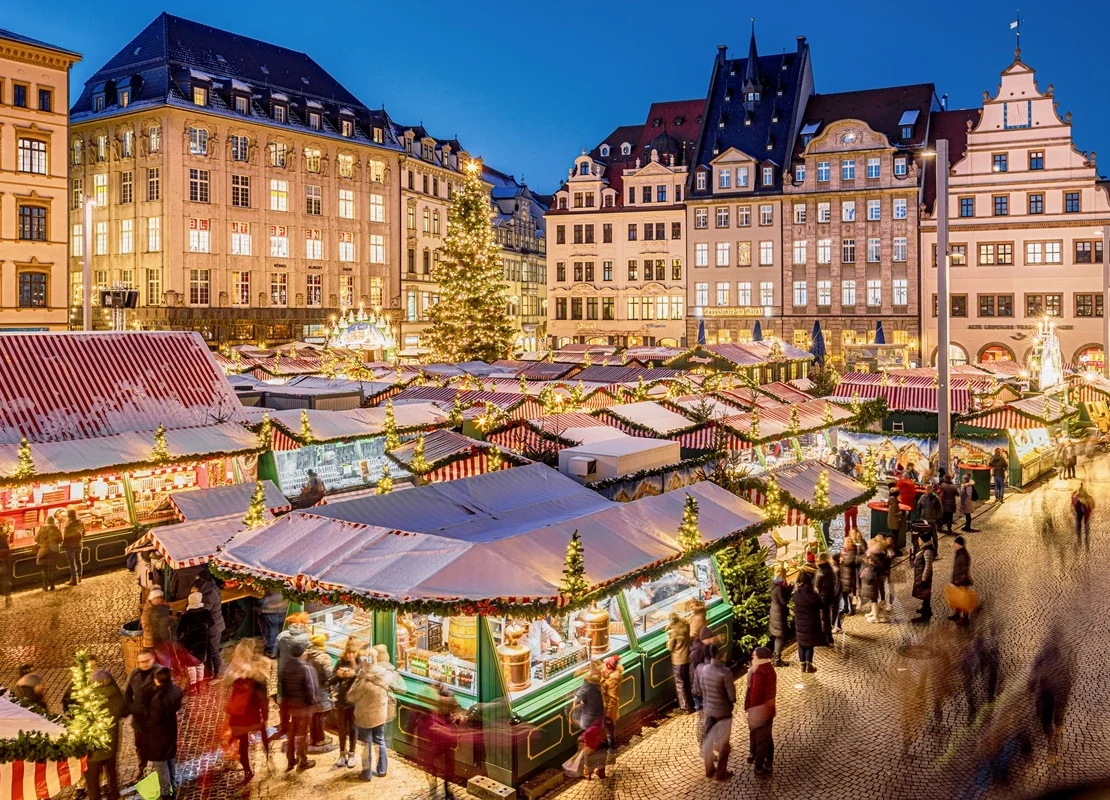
422, 159, 515, 362
384, 400, 400, 450
14, 436, 35, 480
486, 443, 503, 472
567, 381, 586, 410
151, 424, 171, 463
583, 350, 593, 367
257, 413, 273, 449
300, 410, 315, 444
409, 436, 430, 474
538, 384, 559, 414
677, 493, 702, 552
788, 405, 800, 436
243, 481, 267, 528
823, 401, 834, 426
272, 352, 283, 376
629, 376, 649, 402
559, 530, 588, 600
376, 465, 393, 495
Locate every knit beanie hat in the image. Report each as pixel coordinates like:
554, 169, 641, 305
149, 587, 164, 600
186, 591, 203, 610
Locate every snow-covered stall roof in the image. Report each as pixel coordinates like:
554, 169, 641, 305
214, 464, 765, 610
0, 422, 260, 481
267, 403, 446, 442
0, 332, 244, 445
601, 402, 699, 435
168, 480, 289, 522
127, 513, 259, 569
0, 693, 64, 738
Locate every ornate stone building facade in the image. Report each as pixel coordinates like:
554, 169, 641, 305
0, 29, 80, 331
68, 14, 402, 345
490, 170, 547, 353
784, 85, 938, 365
546, 100, 700, 348
921, 53, 1110, 369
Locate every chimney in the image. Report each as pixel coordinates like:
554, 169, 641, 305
796, 35, 806, 52
941, 93, 949, 111
717, 44, 727, 65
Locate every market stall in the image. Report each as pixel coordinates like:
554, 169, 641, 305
594, 402, 717, 451
164, 480, 289, 522
715, 399, 856, 469
663, 341, 813, 385
213, 463, 767, 786
957, 395, 1078, 487
388, 430, 526, 483
485, 412, 625, 462
258, 402, 446, 497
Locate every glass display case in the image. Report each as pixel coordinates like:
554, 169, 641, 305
489, 594, 628, 699
397, 613, 477, 695
622, 558, 722, 637
0, 474, 130, 550
272, 438, 408, 496
306, 605, 375, 656
130, 460, 235, 525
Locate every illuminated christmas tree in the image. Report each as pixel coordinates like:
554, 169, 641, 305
582, 350, 593, 367
749, 406, 761, 442
862, 447, 878, 488
447, 396, 465, 428
300, 410, 314, 443
560, 530, 588, 599
257, 413, 273, 449
519, 374, 529, 394
151, 425, 171, 463
486, 443, 504, 472
13, 436, 35, 481
823, 401, 834, 426
376, 465, 393, 494
423, 160, 515, 362
567, 381, 586, 410
677, 494, 702, 552
538, 383, 558, 414
242, 481, 268, 528
383, 400, 400, 450
788, 405, 801, 436
763, 477, 784, 525
64, 650, 111, 753
409, 435, 429, 474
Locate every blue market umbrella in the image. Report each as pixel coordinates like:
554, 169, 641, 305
697, 319, 706, 345
752, 320, 763, 342
874, 320, 886, 345
810, 320, 826, 366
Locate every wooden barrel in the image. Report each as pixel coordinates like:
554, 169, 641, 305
447, 615, 478, 660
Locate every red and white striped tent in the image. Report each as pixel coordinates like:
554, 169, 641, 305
125, 512, 258, 570
388, 387, 544, 421
741, 460, 872, 527
596, 402, 717, 449
388, 429, 520, 483
717, 400, 855, 450
961, 395, 1077, 430
486, 412, 622, 455
263, 403, 448, 451
832, 381, 974, 414
0, 694, 83, 800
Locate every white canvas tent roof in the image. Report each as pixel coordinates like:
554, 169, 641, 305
0, 693, 65, 738
169, 480, 289, 522
603, 402, 696, 434
267, 403, 446, 442
127, 513, 260, 570
215, 463, 764, 608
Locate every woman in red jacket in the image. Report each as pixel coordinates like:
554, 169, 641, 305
743, 647, 777, 778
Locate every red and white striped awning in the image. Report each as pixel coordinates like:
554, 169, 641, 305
271, 429, 300, 451
426, 454, 511, 483
963, 409, 1043, 429
0, 758, 84, 800
740, 487, 808, 526
832, 383, 972, 414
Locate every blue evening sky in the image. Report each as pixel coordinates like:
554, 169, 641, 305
13, 0, 1110, 194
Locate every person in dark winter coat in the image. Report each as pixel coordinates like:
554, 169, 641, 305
689, 626, 718, 709
768, 570, 792, 667
949, 536, 973, 624
141, 589, 172, 650
174, 591, 212, 689
62, 510, 85, 586
0, 532, 12, 607
937, 475, 959, 534
275, 612, 312, 737
84, 670, 124, 800
223, 642, 271, 784
123, 650, 158, 781
35, 518, 62, 592
815, 554, 837, 643
838, 541, 858, 622
13, 666, 47, 712
791, 570, 822, 674
959, 474, 975, 532
694, 644, 735, 781
743, 647, 777, 778
279, 640, 319, 772
916, 484, 942, 534
911, 529, 937, 622
146, 668, 183, 799
193, 569, 225, 678
989, 449, 1008, 502
304, 633, 334, 746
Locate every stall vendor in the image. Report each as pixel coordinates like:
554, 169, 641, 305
289, 470, 326, 510
527, 616, 565, 659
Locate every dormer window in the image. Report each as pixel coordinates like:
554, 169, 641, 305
762, 166, 774, 186
558, 196, 567, 210
341, 119, 353, 138
273, 104, 286, 123
308, 112, 321, 130
898, 110, 919, 141
901, 126, 913, 140
578, 162, 589, 176
620, 142, 631, 156
696, 171, 707, 191
234, 95, 249, 115
372, 127, 383, 143
746, 92, 760, 102
93, 95, 105, 112
192, 86, 208, 106
422, 142, 433, 160
599, 144, 610, 157
119, 89, 130, 108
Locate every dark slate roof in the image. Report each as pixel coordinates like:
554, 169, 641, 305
688, 33, 813, 197
0, 28, 81, 58
70, 13, 401, 151
923, 107, 981, 212
586, 123, 644, 202
793, 83, 940, 157
636, 99, 705, 168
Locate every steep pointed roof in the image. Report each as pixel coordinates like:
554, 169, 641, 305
742, 24, 762, 93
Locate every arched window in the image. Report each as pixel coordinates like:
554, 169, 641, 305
579, 162, 589, 176
620, 142, 631, 156
978, 343, 1015, 363
304, 148, 321, 173
599, 144, 610, 157
1075, 345, 1105, 371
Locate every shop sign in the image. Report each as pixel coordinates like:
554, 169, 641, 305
701, 307, 766, 318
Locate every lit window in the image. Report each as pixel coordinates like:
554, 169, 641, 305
842, 201, 855, 222
867, 238, 881, 263
306, 275, 322, 307
370, 194, 385, 223
188, 219, 210, 253
842, 280, 856, 306
817, 239, 831, 264
369, 234, 385, 264
17, 139, 47, 174
269, 225, 289, 257
893, 198, 907, 219
867, 280, 882, 306
716, 242, 730, 266
695, 243, 708, 267
147, 217, 161, 252
95, 221, 108, 255
893, 237, 908, 262
234, 95, 249, 115
305, 231, 322, 260
231, 222, 252, 256
271, 273, 288, 306
149, 126, 161, 153
760, 282, 774, 305
793, 240, 807, 265
190, 269, 210, 305
269, 142, 288, 167
817, 280, 831, 306
793, 204, 806, 224
759, 241, 773, 265
338, 189, 354, 219
232, 271, 251, 305
193, 86, 208, 106
793, 281, 808, 307
188, 127, 208, 155
893, 279, 908, 306
270, 179, 288, 211
231, 134, 249, 161
18, 273, 47, 308
119, 219, 133, 254
94, 174, 108, 206
338, 232, 355, 262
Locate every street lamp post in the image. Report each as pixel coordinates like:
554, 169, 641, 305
82, 197, 95, 331
935, 139, 952, 475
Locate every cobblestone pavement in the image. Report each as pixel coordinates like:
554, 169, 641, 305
6, 456, 1110, 800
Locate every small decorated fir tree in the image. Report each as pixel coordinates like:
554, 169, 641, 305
409, 436, 429, 474
300, 410, 314, 443
151, 425, 171, 463
677, 494, 702, 552
519, 374, 529, 394
823, 401, 834, 426
257, 413, 273, 449
567, 381, 586, 410
64, 650, 111, 753
788, 405, 801, 436
383, 400, 400, 450
376, 465, 393, 495
14, 436, 35, 481
862, 447, 878, 488
749, 406, 761, 442
559, 530, 588, 600
763, 477, 784, 525
422, 160, 515, 362
243, 481, 268, 528
486, 443, 503, 472
447, 396, 465, 428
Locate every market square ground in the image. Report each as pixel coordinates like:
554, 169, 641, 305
5, 456, 1110, 800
